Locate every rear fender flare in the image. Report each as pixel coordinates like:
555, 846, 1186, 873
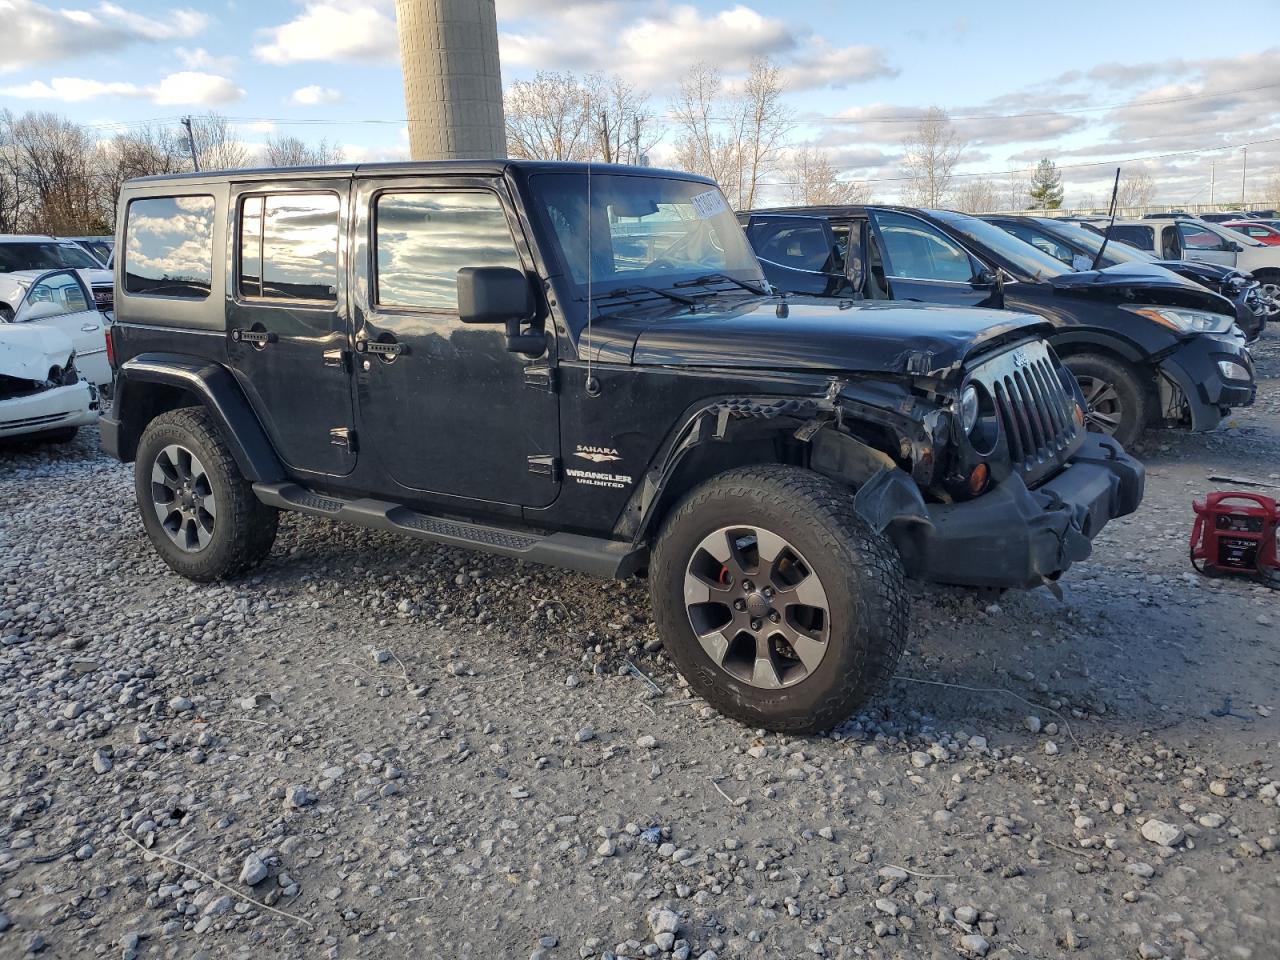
112, 353, 285, 482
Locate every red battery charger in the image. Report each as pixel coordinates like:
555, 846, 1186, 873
1190, 492, 1280, 585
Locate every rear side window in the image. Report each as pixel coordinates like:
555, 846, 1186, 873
239, 193, 340, 302
1109, 225, 1154, 251
374, 191, 520, 311
124, 196, 215, 298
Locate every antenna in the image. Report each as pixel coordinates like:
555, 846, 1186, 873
1089, 167, 1121, 272
584, 159, 600, 397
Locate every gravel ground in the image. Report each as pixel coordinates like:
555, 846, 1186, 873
1, 334, 1277, 960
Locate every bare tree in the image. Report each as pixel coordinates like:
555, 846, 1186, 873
0, 111, 24, 233
1265, 166, 1280, 204
1003, 163, 1028, 212
953, 177, 999, 213
670, 58, 790, 209
899, 108, 965, 208
95, 123, 187, 226
1116, 170, 1156, 209
186, 114, 249, 172
669, 62, 741, 200
5, 111, 105, 234
785, 145, 867, 206
505, 71, 593, 161
583, 73, 659, 166
737, 58, 790, 210
263, 134, 345, 167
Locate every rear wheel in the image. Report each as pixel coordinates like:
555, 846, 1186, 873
1063, 352, 1150, 447
1254, 271, 1280, 318
134, 407, 278, 582
650, 465, 908, 733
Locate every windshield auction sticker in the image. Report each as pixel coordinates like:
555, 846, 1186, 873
690, 189, 728, 220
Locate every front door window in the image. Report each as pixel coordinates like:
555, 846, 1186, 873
872, 210, 976, 282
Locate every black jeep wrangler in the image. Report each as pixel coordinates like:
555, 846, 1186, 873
102, 161, 1143, 732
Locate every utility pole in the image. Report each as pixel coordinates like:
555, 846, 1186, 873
181, 117, 199, 172
1240, 146, 1248, 207
1209, 161, 1215, 206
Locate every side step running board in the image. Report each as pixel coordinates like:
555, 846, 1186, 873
253, 482, 645, 580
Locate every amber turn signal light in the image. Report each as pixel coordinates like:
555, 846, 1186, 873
967, 463, 989, 496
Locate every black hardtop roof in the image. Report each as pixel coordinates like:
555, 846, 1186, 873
123, 159, 714, 189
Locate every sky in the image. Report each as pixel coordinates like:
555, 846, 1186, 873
3, 0, 1280, 208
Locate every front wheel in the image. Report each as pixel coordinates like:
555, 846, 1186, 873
134, 407, 278, 582
650, 465, 908, 733
1063, 353, 1151, 448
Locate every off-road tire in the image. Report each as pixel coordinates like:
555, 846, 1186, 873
134, 407, 278, 582
1063, 352, 1151, 448
650, 465, 908, 733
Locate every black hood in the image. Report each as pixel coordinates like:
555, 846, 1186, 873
1050, 261, 1237, 314
583, 297, 1049, 377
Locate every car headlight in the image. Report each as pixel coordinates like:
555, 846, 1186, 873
1120, 304, 1236, 335
959, 384, 980, 435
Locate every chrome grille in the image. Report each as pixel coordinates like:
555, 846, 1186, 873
92, 286, 113, 312
970, 340, 1081, 485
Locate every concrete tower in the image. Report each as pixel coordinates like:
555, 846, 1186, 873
395, 0, 507, 161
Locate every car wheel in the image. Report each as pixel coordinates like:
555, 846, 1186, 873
1064, 353, 1150, 447
650, 465, 908, 733
0, 305, 13, 322
134, 407, 278, 582
1254, 272, 1280, 317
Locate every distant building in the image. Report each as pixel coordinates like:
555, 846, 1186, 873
396, 0, 506, 160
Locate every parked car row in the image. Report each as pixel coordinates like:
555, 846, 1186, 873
1, 235, 115, 442
740, 204, 1259, 447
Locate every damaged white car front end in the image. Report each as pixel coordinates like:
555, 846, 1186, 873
1, 324, 98, 441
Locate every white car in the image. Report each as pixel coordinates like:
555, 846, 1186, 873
0, 270, 111, 391
1108, 217, 1280, 307
0, 324, 98, 443
0, 234, 113, 319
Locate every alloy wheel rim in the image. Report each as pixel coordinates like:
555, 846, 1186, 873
1259, 282, 1280, 317
683, 525, 831, 689
150, 444, 216, 553
1076, 375, 1123, 435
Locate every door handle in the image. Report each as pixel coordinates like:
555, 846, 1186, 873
356, 339, 406, 358
80, 323, 100, 332
231, 329, 278, 345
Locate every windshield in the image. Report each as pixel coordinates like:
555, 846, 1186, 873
0, 241, 101, 272
930, 210, 1071, 280
531, 173, 763, 299
1044, 219, 1156, 266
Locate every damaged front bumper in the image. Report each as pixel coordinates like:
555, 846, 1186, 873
0, 381, 98, 439
1158, 332, 1256, 431
887, 434, 1145, 590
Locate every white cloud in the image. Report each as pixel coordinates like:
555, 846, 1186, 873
176, 46, 237, 74
2, 0, 209, 73
1, 71, 243, 106
781, 40, 898, 91
291, 84, 343, 106
151, 71, 243, 106
254, 0, 396, 65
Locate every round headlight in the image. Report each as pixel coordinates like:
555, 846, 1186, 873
959, 384, 980, 435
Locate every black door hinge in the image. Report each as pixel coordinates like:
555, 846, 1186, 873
524, 365, 557, 393
330, 427, 357, 453
527, 455, 561, 481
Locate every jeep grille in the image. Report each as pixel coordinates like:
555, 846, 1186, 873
969, 340, 1082, 487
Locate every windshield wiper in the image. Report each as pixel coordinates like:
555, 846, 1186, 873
672, 273, 769, 296
590, 285, 698, 307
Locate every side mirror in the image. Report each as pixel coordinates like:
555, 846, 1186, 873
457, 266, 544, 354
18, 299, 67, 322
1230, 242, 1243, 253
973, 267, 997, 286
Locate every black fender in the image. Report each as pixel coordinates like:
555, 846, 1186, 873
618, 388, 919, 544
1047, 329, 1150, 367
104, 353, 285, 482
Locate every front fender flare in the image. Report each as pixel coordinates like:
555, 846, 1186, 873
109, 353, 285, 482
